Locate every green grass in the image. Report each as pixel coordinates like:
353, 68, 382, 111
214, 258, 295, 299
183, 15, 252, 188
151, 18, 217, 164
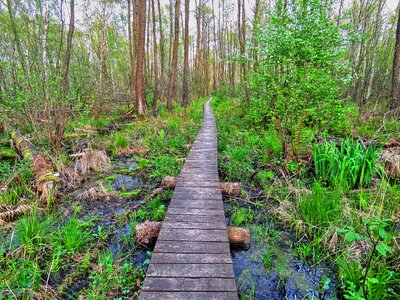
212, 93, 399, 299
62, 216, 91, 253
298, 182, 343, 228
313, 137, 385, 189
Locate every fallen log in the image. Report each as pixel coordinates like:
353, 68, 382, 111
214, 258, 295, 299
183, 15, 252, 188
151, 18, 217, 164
161, 176, 241, 196
7, 127, 58, 203
135, 221, 250, 247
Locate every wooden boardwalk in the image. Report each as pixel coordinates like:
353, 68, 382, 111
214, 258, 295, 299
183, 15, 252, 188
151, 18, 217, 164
140, 99, 238, 300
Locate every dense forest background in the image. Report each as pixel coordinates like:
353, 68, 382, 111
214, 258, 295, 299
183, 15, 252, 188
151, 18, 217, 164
1, 0, 400, 150
0, 0, 399, 299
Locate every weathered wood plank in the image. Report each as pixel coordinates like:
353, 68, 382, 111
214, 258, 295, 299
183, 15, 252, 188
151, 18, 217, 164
167, 207, 225, 216
164, 214, 225, 223
141, 278, 237, 292
154, 240, 230, 254
146, 263, 235, 278
158, 228, 228, 242
150, 253, 232, 264
140, 291, 238, 300
169, 200, 223, 209
162, 221, 226, 230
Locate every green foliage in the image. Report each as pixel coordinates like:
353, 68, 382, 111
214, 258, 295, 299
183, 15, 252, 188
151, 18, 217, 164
15, 212, 52, 258
92, 118, 107, 130
120, 188, 141, 198
298, 182, 342, 228
113, 132, 129, 155
62, 216, 91, 253
262, 128, 282, 157
232, 207, 255, 226
313, 138, 384, 189
151, 155, 179, 178
248, 0, 352, 156
0, 257, 41, 298
337, 217, 395, 299
262, 249, 274, 270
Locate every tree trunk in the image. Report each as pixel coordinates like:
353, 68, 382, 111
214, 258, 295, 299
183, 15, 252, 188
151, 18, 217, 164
128, 0, 136, 103
157, 0, 165, 102
166, 0, 180, 110
61, 0, 75, 94
151, 0, 159, 112
391, 3, 400, 109
135, 0, 147, 115
182, 0, 190, 107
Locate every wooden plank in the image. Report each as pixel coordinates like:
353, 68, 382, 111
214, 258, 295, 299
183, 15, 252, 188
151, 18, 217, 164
164, 214, 225, 223
154, 241, 230, 254
141, 278, 237, 292
150, 253, 232, 264
162, 221, 226, 230
167, 207, 225, 216
140, 291, 238, 300
169, 200, 223, 209
158, 228, 228, 242
146, 263, 235, 278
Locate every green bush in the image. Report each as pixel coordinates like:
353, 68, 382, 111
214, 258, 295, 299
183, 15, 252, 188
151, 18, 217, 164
248, 0, 351, 157
263, 128, 282, 157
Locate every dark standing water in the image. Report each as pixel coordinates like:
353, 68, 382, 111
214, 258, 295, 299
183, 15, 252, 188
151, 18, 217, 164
231, 229, 336, 299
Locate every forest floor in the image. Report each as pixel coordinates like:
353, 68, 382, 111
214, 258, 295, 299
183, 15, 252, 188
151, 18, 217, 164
0, 96, 399, 299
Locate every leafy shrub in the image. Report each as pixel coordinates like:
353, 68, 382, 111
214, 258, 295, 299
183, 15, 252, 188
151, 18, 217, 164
248, 0, 351, 157
263, 128, 282, 157
152, 155, 178, 178
313, 138, 384, 189
232, 207, 255, 226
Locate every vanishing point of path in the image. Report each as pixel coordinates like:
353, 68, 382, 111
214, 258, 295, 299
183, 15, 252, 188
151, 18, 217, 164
140, 99, 238, 299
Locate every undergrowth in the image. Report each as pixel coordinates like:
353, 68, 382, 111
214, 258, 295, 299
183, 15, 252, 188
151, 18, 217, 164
212, 93, 400, 299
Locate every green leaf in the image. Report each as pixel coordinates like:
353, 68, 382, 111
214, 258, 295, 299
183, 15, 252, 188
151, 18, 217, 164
367, 278, 379, 284
376, 243, 387, 257
345, 231, 362, 243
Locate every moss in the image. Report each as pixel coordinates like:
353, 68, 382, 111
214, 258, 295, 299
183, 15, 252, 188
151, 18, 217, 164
120, 188, 141, 198
23, 151, 32, 159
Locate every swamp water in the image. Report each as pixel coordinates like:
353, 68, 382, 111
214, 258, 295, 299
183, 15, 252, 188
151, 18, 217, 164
58, 157, 337, 299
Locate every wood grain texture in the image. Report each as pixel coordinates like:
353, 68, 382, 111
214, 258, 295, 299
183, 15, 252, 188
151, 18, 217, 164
139, 99, 238, 299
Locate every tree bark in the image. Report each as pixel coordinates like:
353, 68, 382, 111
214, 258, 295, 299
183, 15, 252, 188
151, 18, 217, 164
128, 0, 136, 103
391, 3, 400, 109
61, 0, 75, 94
166, 0, 180, 110
182, 0, 190, 107
135, 0, 147, 115
151, 0, 159, 112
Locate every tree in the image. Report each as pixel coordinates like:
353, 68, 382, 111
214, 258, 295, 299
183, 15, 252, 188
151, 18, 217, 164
391, 2, 400, 109
166, 0, 180, 110
61, 0, 75, 94
135, 0, 146, 115
182, 0, 190, 107
151, 0, 159, 111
